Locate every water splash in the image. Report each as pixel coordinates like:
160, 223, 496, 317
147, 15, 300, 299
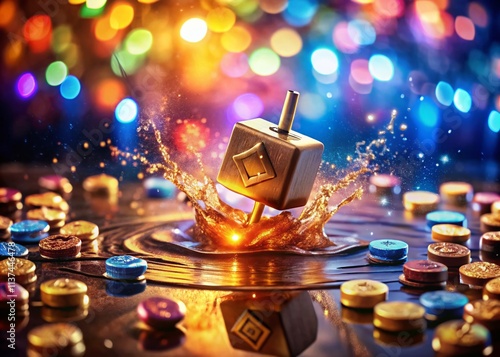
112, 110, 395, 251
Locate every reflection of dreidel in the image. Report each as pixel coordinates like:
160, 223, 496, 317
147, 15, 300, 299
217, 90, 324, 224
220, 291, 318, 357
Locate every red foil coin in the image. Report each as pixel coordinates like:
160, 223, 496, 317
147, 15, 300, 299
403, 260, 448, 283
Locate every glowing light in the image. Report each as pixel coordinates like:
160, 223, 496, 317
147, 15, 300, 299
311, 48, 338, 75
111, 49, 145, 76
45, 61, 68, 86
80, 3, 105, 18
232, 93, 264, 119
455, 16, 475, 41
347, 19, 376, 45
115, 98, 138, 123
374, 0, 404, 18
453, 89, 472, 113
435, 81, 454, 106
180, 18, 207, 43
468, 3, 488, 27
60, 75, 81, 100
298, 93, 326, 120
418, 98, 438, 127
0, 1, 16, 28
94, 16, 117, 41
86, 0, 106, 10
23, 15, 51, 42
368, 54, 394, 81
270, 28, 302, 57
221, 25, 252, 52
440, 155, 449, 164
17, 73, 37, 99
69, 0, 86, 3
173, 120, 210, 152
248, 48, 280, 76
350, 59, 373, 85
110, 3, 134, 30
125, 29, 153, 55
207, 7, 236, 33
231, 234, 240, 243
220, 52, 249, 78
94, 78, 126, 110
52, 25, 72, 53
415, 1, 440, 24
333, 22, 358, 54
488, 111, 500, 133
283, 0, 318, 27
260, 0, 287, 14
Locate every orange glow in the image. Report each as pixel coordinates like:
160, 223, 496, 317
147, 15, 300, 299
434, 0, 448, 10
4, 40, 23, 67
23, 15, 51, 41
173, 120, 210, 152
231, 234, 240, 242
68, 0, 86, 4
221, 25, 252, 53
415, 1, 440, 24
110, 3, 134, 30
455, 16, 475, 41
468, 3, 488, 27
94, 79, 126, 111
259, 0, 287, 14
0, 1, 16, 27
94, 17, 117, 41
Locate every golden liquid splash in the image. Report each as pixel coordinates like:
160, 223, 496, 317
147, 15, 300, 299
112, 111, 395, 251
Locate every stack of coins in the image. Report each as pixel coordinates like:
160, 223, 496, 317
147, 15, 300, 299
25, 192, 69, 213
0, 282, 29, 317
0, 216, 12, 239
459, 262, 500, 286
403, 191, 440, 214
0, 187, 22, 216
27, 323, 85, 357
439, 181, 473, 206
137, 297, 186, 329
340, 280, 388, 309
38, 175, 73, 197
368, 174, 401, 195
463, 299, 500, 338
431, 224, 471, 244
144, 177, 177, 199
368, 239, 408, 264
483, 277, 500, 300
0, 258, 37, 288
27, 208, 66, 230
60, 220, 99, 251
105, 255, 148, 280
399, 260, 448, 289
0, 242, 29, 258
419, 291, 468, 321
373, 301, 426, 332
83, 174, 119, 196
39, 235, 82, 259
480, 213, 500, 233
432, 320, 492, 356
493, 201, 500, 214
426, 210, 467, 229
40, 278, 88, 308
10, 220, 50, 244
428, 242, 471, 268
473, 192, 500, 215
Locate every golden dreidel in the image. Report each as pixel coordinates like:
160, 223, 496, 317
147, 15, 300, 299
217, 90, 324, 224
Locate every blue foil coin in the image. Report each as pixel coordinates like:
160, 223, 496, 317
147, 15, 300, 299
144, 177, 176, 199
419, 291, 468, 319
369, 239, 408, 261
426, 210, 466, 229
10, 220, 50, 243
0, 242, 29, 258
105, 255, 148, 280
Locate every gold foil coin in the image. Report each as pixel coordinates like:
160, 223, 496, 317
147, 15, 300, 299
27, 208, 66, 228
0, 258, 36, 285
483, 277, 500, 300
83, 174, 119, 194
431, 224, 471, 243
340, 279, 388, 309
373, 301, 426, 332
60, 220, 99, 241
459, 262, 500, 286
432, 320, 492, 356
40, 278, 88, 308
480, 213, 500, 233
28, 323, 85, 357
439, 181, 473, 206
25, 192, 69, 213
403, 191, 440, 214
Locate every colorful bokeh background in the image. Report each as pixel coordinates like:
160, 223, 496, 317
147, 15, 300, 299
0, 0, 499, 185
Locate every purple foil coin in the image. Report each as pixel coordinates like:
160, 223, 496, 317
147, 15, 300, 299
137, 297, 186, 330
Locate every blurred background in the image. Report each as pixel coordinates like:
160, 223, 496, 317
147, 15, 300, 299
0, 0, 499, 187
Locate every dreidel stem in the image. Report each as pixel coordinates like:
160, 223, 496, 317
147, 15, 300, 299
247, 90, 300, 224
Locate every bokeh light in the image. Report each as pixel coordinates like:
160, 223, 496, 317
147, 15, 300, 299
435, 81, 454, 106
206, 7, 236, 33
347, 19, 376, 46
180, 18, 208, 43
333, 22, 358, 54
95, 16, 117, 41
488, 110, 500, 133
221, 26, 252, 52
87, 0, 107, 10
311, 48, 339, 75
60, 75, 81, 100
468, 2, 488, 27
283, 0, 318, 27
232, 93, 264, 119
111, 49, 145, 76
45, 61, 68, 86
298, 93, 326, 120
52, 25, 73, 53
350, 59, 373, 85
270, 28, 302, 57
248, 48, 280, 76
418, 98, 438, 127
368, 55, 394, 81
0, 1, 16, 28
110, 3, 134, 30
455, 16, 475, 41
453, 89, 472, 113
94, 78, 126, 111
260, 0, 287, 14
16, 73, 37, 99
125, 29, 153, 55
220, 53, 249, 78
173, 120, 210, 152
115, 98, 138, 123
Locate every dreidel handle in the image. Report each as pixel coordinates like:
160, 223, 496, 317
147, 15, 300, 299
247, 90, 300, 224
